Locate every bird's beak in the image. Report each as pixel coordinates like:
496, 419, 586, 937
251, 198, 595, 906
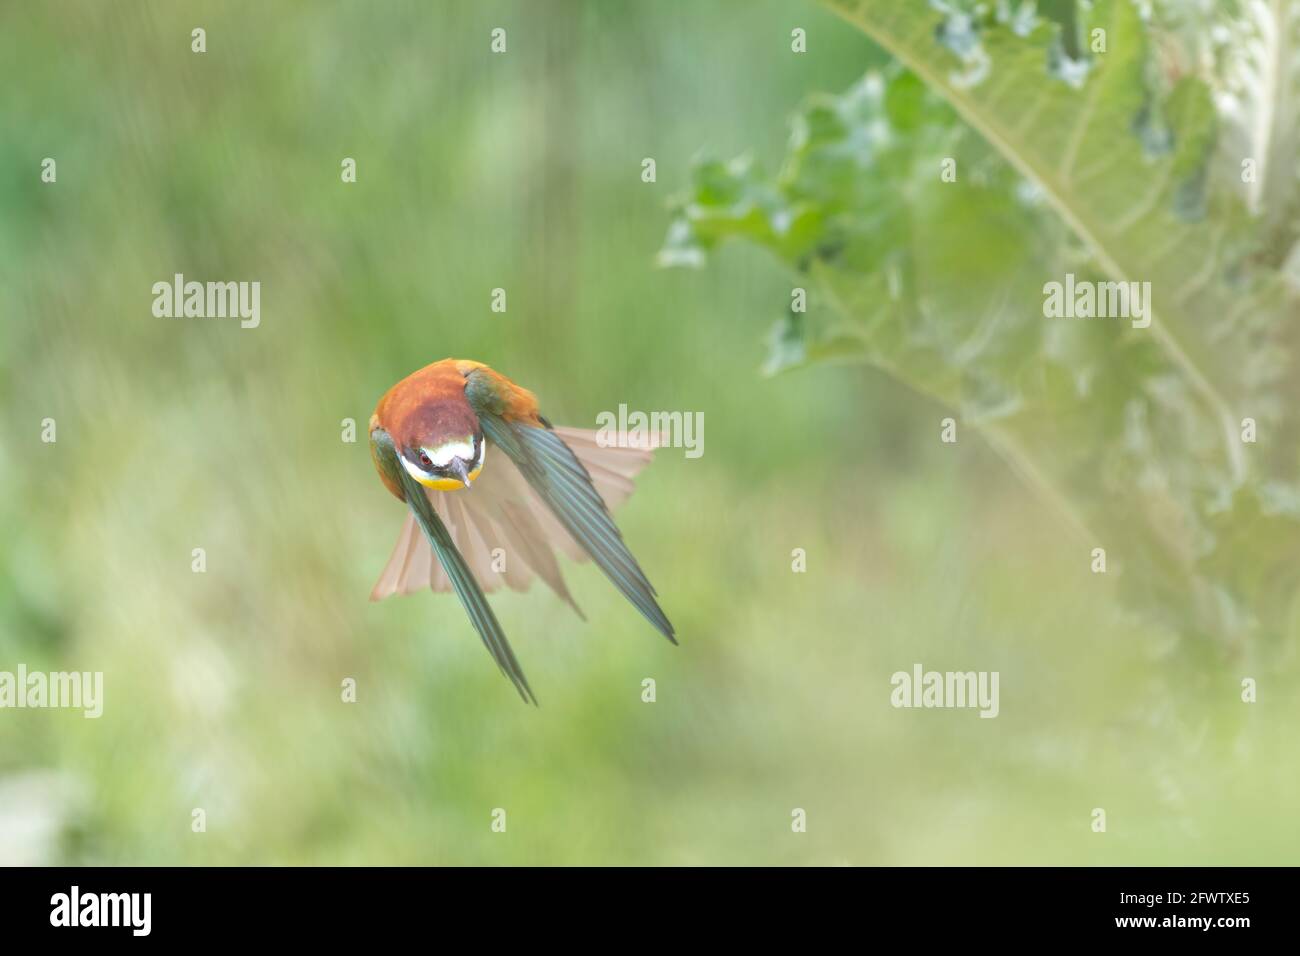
449, 457, 473, 488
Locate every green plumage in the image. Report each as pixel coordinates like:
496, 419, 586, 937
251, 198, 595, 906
375, 426, 537, 704
466, 381, 676, 646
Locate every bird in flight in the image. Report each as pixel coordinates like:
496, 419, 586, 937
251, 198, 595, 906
368, 359, 675, 703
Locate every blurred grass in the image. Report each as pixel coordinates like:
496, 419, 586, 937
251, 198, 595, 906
1, 0, 1297, 865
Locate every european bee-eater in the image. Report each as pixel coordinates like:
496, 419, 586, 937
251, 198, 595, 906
369, 359, 675, 704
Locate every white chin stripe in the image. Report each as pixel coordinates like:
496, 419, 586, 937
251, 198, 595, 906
400, 438, 482, 482
426, 439, 475, 467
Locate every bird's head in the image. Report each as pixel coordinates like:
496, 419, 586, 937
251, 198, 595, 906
396, 403, 485, 491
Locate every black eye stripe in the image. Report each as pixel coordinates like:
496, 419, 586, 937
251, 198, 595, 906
410, 442, 481, 475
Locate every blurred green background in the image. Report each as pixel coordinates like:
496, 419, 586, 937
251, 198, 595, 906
1, 0, 1296, 865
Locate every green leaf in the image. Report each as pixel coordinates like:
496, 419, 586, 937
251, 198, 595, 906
662, 0, 1300, 648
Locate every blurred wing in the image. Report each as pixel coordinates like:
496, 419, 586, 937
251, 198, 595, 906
550, 426, 657, 512
371, 428, 659, 617
399, 463, 536, 704
470, 409, 676, 644
373, 427, 536, 704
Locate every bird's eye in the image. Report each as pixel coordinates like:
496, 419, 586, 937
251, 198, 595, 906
418, 452, 433, 470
